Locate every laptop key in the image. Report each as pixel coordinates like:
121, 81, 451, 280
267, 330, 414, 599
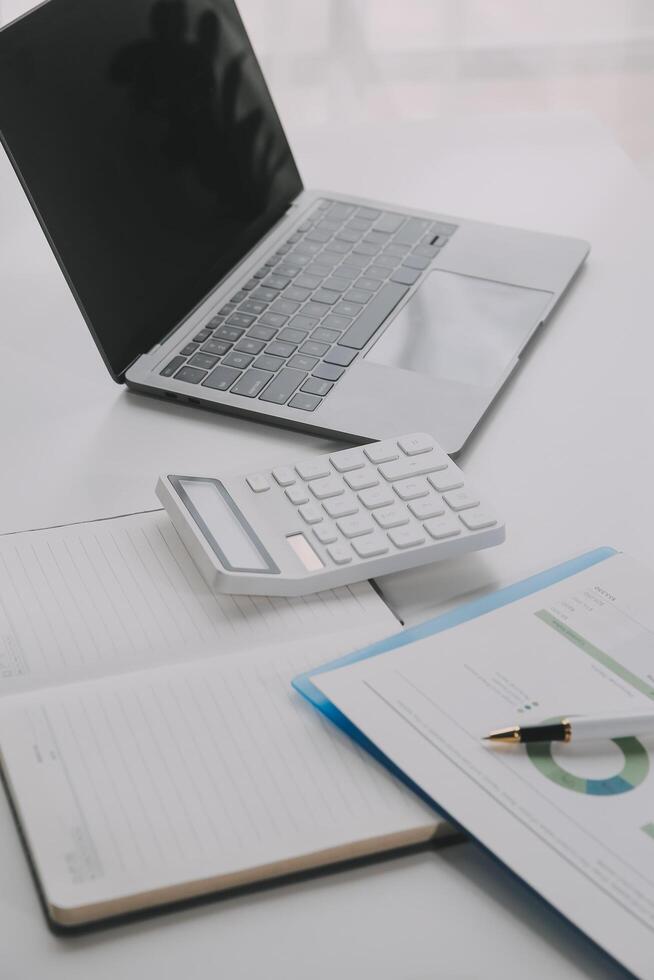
301, 301, 327, 318
355, 277, 381, 292
333, 264, 359, 280
222, 351, 253, 369
312, 289, 339, 306
357, 206, 381, 220
295, 274, 321, 290
243, 278, 259, 290
323, 314, 351, 330
301, 341, 329, 358
278, 327, 309, 344
413, 242, 441, 258
334, 300, 363, 318
252, 287, 278, 303
288, 353, 318, 371
402, 254, 430, 271
189, 352, 219, 370
394, 217, 430, 245
202, 365, 242, 390
174, 366, 207, 384
226, 312, 256, 329
302, 377, 332, 396
266, 340, 297, 358
312, 327, 340, 343
161, 355, 185, 377
259, 368, 306, 404
323, 239, 350, 254
289, 314, 319, 331
230, 368, 274, 398
239, 299, 267, 316
214, 324, 244, 342
277, 327, 309, 344
259, 311, 288, 328
248, 324, 277, 341
323, 346, 357, 367
322, 277, 349, 293
338, 282, 409, 350
374, 212, 404, 234
284, 286, 311, 303
391, 267, 421, 286
254, 353, 285, 372
235, 337, 266, 355
262, 274, 291, 291
270, 298, 301, 316
180, 343, 199, 356
384, 242, 411, 257
203, 338, 231, 356
289, 392, 322, 412
344, 288, 373, 304
312, 362, 344, 381
193, 328, 212, 343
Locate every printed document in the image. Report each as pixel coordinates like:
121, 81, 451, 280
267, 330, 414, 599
315, 553, 654, 979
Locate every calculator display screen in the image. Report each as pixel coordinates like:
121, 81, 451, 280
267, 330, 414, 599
173, 477, 277, 575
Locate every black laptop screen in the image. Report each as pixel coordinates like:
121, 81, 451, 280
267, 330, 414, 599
0, 0, 303, 379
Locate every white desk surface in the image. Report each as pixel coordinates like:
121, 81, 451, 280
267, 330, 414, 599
0, 111, 647, 978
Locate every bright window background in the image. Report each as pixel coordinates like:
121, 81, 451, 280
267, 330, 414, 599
2, 0, 654, 178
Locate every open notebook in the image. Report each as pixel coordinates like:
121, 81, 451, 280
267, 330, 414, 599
0, 511, 445, 927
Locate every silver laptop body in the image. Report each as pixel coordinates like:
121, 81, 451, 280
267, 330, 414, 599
126, 189, 587, 453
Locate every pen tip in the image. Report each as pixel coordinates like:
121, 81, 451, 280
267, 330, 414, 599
483, 727, 521, 744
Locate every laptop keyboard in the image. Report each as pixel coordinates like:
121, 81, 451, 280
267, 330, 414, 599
160, 199, 458, 412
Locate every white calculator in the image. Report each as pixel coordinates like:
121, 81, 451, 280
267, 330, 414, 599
156, 433, 505, 596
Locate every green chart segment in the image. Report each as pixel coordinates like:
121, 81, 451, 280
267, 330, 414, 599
527, 726, 650, 796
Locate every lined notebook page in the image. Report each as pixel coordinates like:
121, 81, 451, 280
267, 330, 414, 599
0, 639, 438, 920
0, 511, 396, 695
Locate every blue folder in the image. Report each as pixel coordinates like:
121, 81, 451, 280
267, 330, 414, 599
292, 546, 630, 977
292, 547, 618, 815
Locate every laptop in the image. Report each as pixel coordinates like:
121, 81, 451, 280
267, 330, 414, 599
0, 0, 588, 453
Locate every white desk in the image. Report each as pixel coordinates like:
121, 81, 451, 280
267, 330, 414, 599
0, 112, 647, 978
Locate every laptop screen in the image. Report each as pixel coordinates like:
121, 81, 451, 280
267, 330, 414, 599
0, 0, 303, 379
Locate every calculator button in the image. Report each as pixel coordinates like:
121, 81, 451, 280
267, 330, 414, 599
310, 476, 344, 500
363, 441, 400, 465
393, 478, 429, 501
314, 524, 338, 545
323, 496, 358, 518
286, 485, 310, 505
327, 543, 353, 565
273, 467, 296, 487
398, 434, 434, 456
379, 452, 448, 482
353, 534, 389, 559
296, 459, 331, 481
344, 469, 379, 491
459, 509, 497, 531
246, 474, 271, 493
409, 496, 445, 520
388, 525, 425, 549
443, 489, 480, 511
373, 505, 409, 530
330, 448, 365, 473
299, 503, 323, 525
337, 514, 374, 538
428, 468, 464, 493
424, 514, 461, 539
358, 486, 395, 509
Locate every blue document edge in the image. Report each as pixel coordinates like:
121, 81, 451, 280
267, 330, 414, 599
292, 547, 618, 814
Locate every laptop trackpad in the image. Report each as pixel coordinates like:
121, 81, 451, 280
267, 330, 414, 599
366, 270, 553, 387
